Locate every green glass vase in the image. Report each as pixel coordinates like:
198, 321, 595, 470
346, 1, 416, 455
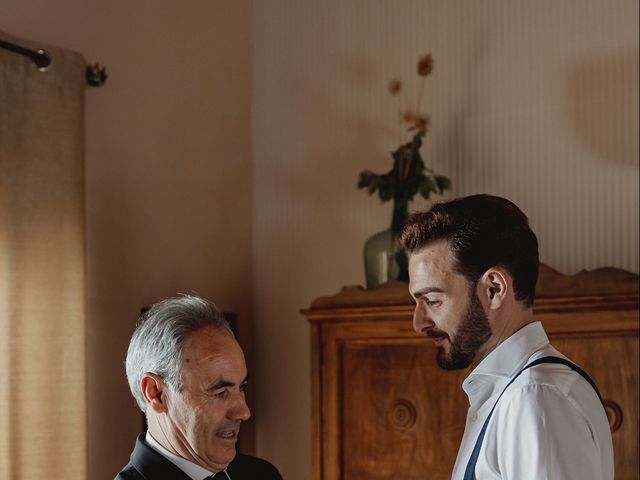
363, 199, 409, 288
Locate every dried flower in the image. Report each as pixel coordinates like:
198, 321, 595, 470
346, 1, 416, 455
358, 53, 450, 206
401, 109, 415, 124
387, 78, 402, 95
410, 114, 430, 133
417, 54, 434, 77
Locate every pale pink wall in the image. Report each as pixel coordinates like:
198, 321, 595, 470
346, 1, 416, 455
1, 1, 253, 479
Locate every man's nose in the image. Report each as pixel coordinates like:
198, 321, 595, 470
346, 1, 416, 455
412, 302, 430, 333
229, 393, 251, 422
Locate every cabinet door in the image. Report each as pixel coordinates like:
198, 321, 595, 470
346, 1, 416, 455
341, 338, 469, 480
550, 333, 639, 480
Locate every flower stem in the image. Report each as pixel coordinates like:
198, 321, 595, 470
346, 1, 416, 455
391, 197, 409, 233
415, 78, 425, 115
397, 97, 402, 146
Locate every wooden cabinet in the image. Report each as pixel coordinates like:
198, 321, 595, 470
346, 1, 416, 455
303, 265, 639, 480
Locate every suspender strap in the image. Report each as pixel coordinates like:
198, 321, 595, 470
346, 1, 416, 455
462, 356, 603, 480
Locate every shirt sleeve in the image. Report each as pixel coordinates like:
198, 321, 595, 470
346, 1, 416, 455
491, 383, 602, 480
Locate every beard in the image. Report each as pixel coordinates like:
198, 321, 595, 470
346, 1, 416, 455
429, 286, 492, 370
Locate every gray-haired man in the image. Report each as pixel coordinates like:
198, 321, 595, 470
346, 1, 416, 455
116, 295, 283, 480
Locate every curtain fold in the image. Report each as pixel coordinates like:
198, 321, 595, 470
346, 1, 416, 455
0, 30, 87, 479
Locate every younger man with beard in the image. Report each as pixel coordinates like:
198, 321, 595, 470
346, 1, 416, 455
400, 195, 613, 480
116, 295, 283, 480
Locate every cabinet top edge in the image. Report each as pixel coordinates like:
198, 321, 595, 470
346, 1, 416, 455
304, 264, 639, 312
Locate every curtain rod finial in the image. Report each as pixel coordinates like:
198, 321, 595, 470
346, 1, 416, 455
85, 63, 107, 87
34, 49, 51, 71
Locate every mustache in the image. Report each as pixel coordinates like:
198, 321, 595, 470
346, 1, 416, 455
425, 328, 449, 340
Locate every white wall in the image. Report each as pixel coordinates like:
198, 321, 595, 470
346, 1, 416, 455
252, 1, 639, 478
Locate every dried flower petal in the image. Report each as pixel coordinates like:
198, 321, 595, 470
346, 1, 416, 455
402, 109, 415, 124
411, 114, 431, 132
387, 78, 402, 95
417, 54, 434, 77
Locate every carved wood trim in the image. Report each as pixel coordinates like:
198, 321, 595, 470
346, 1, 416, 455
303, 264, 639, 318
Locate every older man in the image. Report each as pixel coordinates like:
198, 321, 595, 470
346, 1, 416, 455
400, 194, 613, 480
116, 295, 283, 480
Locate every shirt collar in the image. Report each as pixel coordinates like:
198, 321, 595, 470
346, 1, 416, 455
462, 321, 549, 410
145, 431, 218, 480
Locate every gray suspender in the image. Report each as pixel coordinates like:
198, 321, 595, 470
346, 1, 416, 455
463, 356, 604, 480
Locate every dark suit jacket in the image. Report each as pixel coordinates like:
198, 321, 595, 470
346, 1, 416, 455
115, 433, 283, 480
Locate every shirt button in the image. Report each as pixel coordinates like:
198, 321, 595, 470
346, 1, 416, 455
470, 411, 478, 422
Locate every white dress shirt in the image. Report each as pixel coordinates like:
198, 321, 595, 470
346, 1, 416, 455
451, 321, 614, 480
145, 432, 218, 480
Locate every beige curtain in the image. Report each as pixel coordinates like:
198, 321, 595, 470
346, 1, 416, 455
0, 31, 87, 478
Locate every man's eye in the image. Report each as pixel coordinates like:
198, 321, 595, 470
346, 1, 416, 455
214, 389, 229, 399
425, 300, 440, 307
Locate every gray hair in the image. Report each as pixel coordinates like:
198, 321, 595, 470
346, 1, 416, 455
125, 295, 233, 412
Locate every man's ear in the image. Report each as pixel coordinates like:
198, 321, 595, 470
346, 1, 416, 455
140, 373, 168, 414
479, 268, 509, 310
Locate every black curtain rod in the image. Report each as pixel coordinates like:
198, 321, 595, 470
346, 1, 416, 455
0, 38, 107, 87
